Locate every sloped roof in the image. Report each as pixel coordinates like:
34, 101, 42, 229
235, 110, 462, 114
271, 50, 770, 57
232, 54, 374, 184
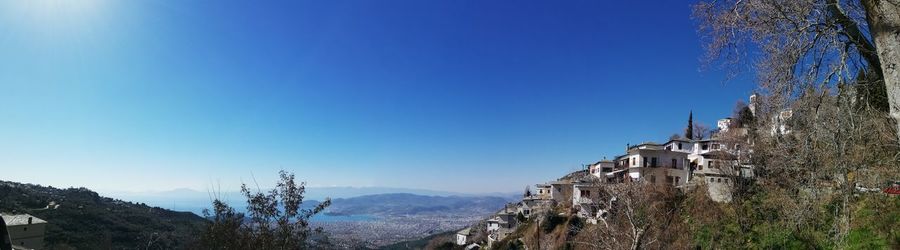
1, 213, 47, 226
664, 138, 693, 144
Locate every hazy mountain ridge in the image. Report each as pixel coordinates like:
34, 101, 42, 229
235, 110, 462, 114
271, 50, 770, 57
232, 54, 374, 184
105, 187, 518, 216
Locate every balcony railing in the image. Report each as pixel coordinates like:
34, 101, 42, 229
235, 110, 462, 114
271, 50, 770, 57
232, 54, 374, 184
630, 164, 684, 170
575, 197, 595, 204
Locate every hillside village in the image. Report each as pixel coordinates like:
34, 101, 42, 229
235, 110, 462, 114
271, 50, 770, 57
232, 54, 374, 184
452, 95, 770, 249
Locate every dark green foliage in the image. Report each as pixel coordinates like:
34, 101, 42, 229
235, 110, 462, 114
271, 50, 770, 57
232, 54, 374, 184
379, 230, 457, 250
732, 101, 754, 128
199, 170, 332, 249
565, 217, 583, 237
685, 111, 694, 140
0, 181, 206, 249
431, 241, 457, 250
492, 238, 525, 250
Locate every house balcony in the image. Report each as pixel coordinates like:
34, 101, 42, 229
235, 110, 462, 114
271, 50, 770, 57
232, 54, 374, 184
575, 197, 596, 204
630, 164, 684, 170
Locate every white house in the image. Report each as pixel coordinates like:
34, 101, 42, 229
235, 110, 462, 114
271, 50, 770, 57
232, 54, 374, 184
572, 182, 604, 219
572, 183, 601, 206
486, 218, 501, 232
663, 138, 695, 154
717, 118, 733, 132
516, 201, 532, 218
589, 160, 615, 179
534, 184, 551, 200
456, 228, 471, 245
548, 181, 574, 204
2, 213, 47, 250
615, 143, 691, 186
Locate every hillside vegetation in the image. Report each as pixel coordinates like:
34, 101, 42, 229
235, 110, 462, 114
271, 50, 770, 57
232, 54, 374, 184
0, 181, 206, 249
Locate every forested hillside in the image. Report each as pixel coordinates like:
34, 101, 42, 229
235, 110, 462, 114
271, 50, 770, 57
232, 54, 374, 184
0, 181, 206, 249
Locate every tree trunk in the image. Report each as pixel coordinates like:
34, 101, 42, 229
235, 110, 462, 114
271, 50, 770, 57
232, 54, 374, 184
862, 0, 900, 141
630, 229, 644, 250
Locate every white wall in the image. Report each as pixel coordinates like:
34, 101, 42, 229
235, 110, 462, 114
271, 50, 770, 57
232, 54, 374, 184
7, 223, 45, 250
456, 234, 467, 245
665, 140, 694, 154
487, 221, 500, 232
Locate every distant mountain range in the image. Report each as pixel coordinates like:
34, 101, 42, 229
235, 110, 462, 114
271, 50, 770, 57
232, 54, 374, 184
104, 186, 519, 215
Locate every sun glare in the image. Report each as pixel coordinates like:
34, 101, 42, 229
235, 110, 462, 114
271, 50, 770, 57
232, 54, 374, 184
2, 0, 108, 29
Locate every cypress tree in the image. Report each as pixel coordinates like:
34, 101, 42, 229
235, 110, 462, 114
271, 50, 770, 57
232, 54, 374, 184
685, 111, 694, 140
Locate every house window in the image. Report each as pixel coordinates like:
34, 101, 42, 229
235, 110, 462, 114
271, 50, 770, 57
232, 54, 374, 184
643, 157, 648, 167
702, 144, 709, 150
675, 177, 681, 184
665, 145, 672, 151
698, 165, 703, 170
711, 144, 720, 150
678, 143, 683, 150
602, 167, 612, 172
671, 159, 677, 168
651, 157, 657, 167
581, 190, 590, 197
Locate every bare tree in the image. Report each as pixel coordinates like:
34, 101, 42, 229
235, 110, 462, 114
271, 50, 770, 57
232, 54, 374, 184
694, 1, 900, 245
669, 133, 683, 140
591, 182, 684, 250
692, 123, 711, 140
693, 0, 900, 140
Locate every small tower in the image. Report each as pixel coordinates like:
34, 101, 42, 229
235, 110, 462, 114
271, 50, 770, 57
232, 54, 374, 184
749, 94, 757, 116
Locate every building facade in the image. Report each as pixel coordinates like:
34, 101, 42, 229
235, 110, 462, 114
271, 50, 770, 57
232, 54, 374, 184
1, 214, 46, 250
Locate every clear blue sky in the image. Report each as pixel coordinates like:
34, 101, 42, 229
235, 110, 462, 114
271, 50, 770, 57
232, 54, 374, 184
0, 0, 754, 194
